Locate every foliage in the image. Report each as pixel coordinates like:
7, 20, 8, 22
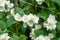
0, 0, 60, 40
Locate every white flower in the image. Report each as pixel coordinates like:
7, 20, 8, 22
32, 15, 39, 24
45, 33, 54, 40
27, 13, 34, 20
27, 13, 39, 27
36, 0, 44, 5
0, 0, 6, 11
5, 1, 14, 12
10, 8, 15, 16
43, 14, 57, 30
30, 32, 35, 40
48, 33, 54, 38
14, 13, 21, 21
35, 24, 41, 29
23, 23, 28, 28
44, 22, 56, 30
27, 20, 34, 27
34, 35, 51, 40
0, 0, 6, 7
45, 36, 50, 40
0, 33, 10, 40
0, 0, 14, 12
13, 13, 39, 27
21, 15, 29, 23
47, 14, 57, 24
34, 35, 45, 40
30, 29, 36, 40
27, 14, 35, 27
6, 1, 14, 8
33, 33, 53, 40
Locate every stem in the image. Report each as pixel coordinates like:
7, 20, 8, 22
14, 0, 18, 7
15, 23, 18, 35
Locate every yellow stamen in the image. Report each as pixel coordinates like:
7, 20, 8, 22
48, 23, 53, 27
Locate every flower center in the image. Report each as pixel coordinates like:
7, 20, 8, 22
29, 20, 33, 23
48, 23, 53, 27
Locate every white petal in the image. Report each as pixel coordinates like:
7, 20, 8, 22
14, 13, 21, 21
10, 8, 15, 16
21, 15, 29, 23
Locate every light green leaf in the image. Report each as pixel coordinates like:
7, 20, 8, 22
13, 34, 19, 40
14, 7, 25, 16
58, 37, 60, 40
20, 35, 27, 40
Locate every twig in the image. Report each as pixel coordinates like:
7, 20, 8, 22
20, 0, 55, 10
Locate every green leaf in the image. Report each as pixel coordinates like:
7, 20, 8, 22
51, 30, 56, 36
6, 16, 17, 27
51, 0, 60, 6
19, 0, 26, 7
58, 37, 60, 40
45, 0, 56, 14
57, 22, 60, 30
13, 34, 19, 40
34, 29, 44, 37
14, 7, 25, 16
20, 35, 27, 40
0, 12, 3, 19
0, 20, 7, 30
52, 37, 58, 40
55, 12, 60, 21
37, 9, 50, 20
22, 26, 26, 34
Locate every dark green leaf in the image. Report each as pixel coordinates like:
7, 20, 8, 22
57, 22, 60, 30
51, 0, 60, 6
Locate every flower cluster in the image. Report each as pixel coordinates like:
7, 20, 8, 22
0, 33, 10, 40
10, 9, 39, 27
30, 14, 57, 40
34, 33, 54, 40
10, 8, 57, 40
22, 14, 39, 27
43, 14, 57, 30
0, 0, 14, 12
